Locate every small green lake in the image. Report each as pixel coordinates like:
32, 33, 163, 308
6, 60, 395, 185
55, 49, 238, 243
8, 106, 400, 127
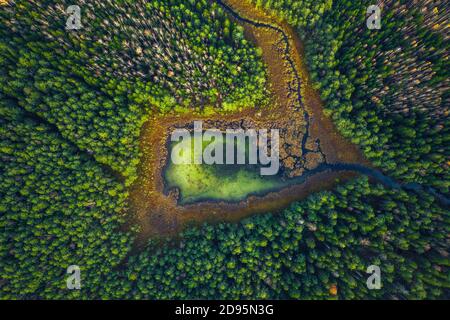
164, 133, 288, 204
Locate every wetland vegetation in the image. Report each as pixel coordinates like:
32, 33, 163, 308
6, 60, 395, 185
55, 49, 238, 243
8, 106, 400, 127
0, 0, 448, 300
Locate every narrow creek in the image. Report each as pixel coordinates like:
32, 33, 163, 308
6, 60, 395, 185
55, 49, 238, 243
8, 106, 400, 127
212, 0, 450, 207
127, 0, 448, 244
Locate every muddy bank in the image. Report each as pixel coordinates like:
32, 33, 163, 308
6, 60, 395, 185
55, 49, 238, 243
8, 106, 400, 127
126, 0, 370, 246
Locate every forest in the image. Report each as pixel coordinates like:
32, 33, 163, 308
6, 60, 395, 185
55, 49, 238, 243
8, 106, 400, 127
0, 0, 449, 299
0, 0, 269, 184
252, 0, 449, 193
101, 177, 448, 299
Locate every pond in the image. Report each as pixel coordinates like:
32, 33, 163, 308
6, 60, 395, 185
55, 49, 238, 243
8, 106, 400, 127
164, 132, 290, 204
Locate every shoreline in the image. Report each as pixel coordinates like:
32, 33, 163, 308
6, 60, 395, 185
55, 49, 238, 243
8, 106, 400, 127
126, 0, 370, 245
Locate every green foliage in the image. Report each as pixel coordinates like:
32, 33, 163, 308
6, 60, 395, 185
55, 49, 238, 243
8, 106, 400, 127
101, 177, 449, 299
312, 0, 449, 192
251, 0, 449, 194
251, 0, 332, 30
0, 0, 269, 183
0, 0, 448, 300
0, 96, 132, 298
0, 0, 270, 299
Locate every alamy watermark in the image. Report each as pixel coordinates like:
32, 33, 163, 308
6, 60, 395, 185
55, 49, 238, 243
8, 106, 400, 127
170, 121, 280, 176
366, 265, 381, 289
66, 5, 82, 30
367, 5, 381, 30
66, 265, 81, 290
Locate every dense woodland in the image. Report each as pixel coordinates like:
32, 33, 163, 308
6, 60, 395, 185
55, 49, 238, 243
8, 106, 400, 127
0, 0, 268, 183
252, 0, 449, 193
0, 95, 132, 298
1, 0, 449, 299
100, 178, 448, 299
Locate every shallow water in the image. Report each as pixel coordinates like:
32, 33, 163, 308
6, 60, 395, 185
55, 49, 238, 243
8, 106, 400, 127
164, 1, 450, 208
164, 133, 289, 204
